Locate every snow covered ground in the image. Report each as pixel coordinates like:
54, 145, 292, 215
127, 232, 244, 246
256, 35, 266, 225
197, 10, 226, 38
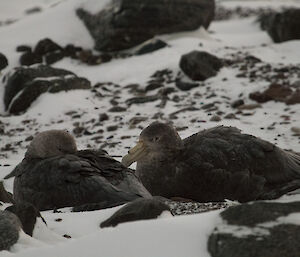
0, 0, 300, 256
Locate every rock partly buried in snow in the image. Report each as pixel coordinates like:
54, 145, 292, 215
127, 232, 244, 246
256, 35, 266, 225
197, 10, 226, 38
175, 79, 199, 91
179, 51, 223, 81
77, 0, 215, 51
208, 201, 300, 257
135, 39, 168, 55
0, 210, 21, 251
249, 83, 300, 105
100, 198, 171, 228
259, 9, 300, 43
20, 51, 43, 66
0, 52, 8, 71
4, 65, 91, 114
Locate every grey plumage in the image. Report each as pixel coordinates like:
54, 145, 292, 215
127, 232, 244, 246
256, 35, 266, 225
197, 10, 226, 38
13, 130, 151, 211
122, 122, 300, 202
0, 210, 21, 251
100, 198, 171, 228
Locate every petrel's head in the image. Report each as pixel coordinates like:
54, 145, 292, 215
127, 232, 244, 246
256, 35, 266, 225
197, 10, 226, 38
25, 130, 77, 160
122, 122, 182, 167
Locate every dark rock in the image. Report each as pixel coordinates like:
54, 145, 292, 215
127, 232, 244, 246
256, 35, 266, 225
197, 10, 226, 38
107, 125, 118, 132
16, 45, 32, 53
45, 51, 65, 65
145, 82, 164, 92
210, 115, 221, 122
208, 201, 300, 257
0, 210, 21, 251
224, 113, 237, 119
99, 113, 109, 121
126, 95, 159, 105
231, 99, 244, 108
78, 50, 112, 65
175, 79, 199, 91
100, 198, 171, 228
108, 106, 127, 112
77, 0, 215, 51
201, 103, 215, 110
259, 9, 300, 43
25, 7, 42, 14
20, 51, 43, 66
238, 103, 262, 110
34, 38, 62, 56
0, 52, 9, 71
286, 89, 300, 105
64, 44, 83, 58
4, 65, 91, 114
249, 83, 293, 103
135, 39, 168, 55
73, 126, 85, 135
179, 51, 223, 81
128, 116, 148, 128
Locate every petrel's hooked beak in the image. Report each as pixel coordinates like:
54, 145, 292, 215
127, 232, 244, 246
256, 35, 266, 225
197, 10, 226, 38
122, 141, 146, 167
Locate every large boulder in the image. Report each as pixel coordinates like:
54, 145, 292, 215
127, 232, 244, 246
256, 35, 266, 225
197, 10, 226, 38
208, 201, 300, 257
259, 9, 300, 43
77, 0, 215, 51
4, 65, 91, 114
0, 52, 8, 71
179, 50, 223, 81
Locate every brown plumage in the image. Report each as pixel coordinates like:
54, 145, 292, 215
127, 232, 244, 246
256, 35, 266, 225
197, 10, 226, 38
122, 122, 300, 202
11, 130, 151, 211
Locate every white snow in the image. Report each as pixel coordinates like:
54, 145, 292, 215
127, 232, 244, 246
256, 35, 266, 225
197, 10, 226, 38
0, 0, 300, 256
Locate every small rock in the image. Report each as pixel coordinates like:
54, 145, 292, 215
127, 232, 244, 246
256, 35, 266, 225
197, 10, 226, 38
129, 117, 148, 128
20, 51, 42, 66
175, 79, 199, 91
34, 38, 62, 56
99, 113, 109, 121
64, 44, 83, 58
291, 127, 300, 135
107, 125, 118, 132
224, 113, 237, 119
108, 106, 127, 112
237, 103, 262, 110
135, 39, 168, 55
231, 99, 244, 108
45, 51, 65, 65
25, 7, 42, 14
201, 103, 215, 110
210, 115, 221, 122
73, 127, 84, 135
126, 95, 159, 105
179, 51, 223, 81
25, 136, 33, 142
145, 82, 164, 92
286, 89, 300, 105
16, 45, 31, 53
